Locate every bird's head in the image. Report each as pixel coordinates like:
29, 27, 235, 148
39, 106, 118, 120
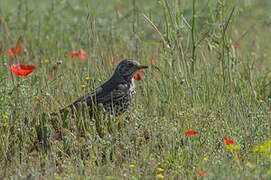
115, 59, 148, 79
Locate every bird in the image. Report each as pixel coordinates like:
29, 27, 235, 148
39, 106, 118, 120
59, 59, 148, 118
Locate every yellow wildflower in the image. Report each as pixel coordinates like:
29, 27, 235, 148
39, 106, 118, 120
129, 164, 135, 168
85, 77, 91, 81
259, 99, 264, 103
88, 159, 92, 166
2, 114, 9, 120
254, 147, 259, 153
156, 174, 164, 179
258, 145, 266, 153
178, 165, 181, 169
203, 157, 208, 161
254, 140, 271, 154
44, 59, 49, 64
81, 84, 87, 88
232, 145, 240, 151
219, 72, 223, 75
140, 31, 145, 35
157, 168, 164, 172
226, 144, 240, 151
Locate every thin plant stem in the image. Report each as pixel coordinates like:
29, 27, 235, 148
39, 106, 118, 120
191, 0, 196, 74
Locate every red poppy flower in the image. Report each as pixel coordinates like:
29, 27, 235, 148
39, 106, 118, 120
234, 42, 239, 48
224, 137, 234, 145
35, 97, 40, 102
7, 45, 21, 56
79, 49, 86, 60
198, 170, 209, 177
151, 55, 155, 64
115, 4, 125, 11
134, 70, 144, 81
71, 51, 80, 58
119, 55, 124, 61
70, 49, 86, 60
184, 131, 198, 135
9, 64, 36, 76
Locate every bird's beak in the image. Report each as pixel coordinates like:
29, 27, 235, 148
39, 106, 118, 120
138, 64, 148, 69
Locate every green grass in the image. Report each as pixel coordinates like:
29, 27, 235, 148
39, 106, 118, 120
0, 0, 270, 179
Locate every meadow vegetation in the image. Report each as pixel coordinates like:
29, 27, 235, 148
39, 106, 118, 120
0, 0, 270, 179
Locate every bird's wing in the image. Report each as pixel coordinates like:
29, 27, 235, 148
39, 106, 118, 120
86, 83, 129, 106
60, 84, 129, 114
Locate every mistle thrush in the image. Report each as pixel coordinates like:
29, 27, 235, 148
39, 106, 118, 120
60, 59, 148, 117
